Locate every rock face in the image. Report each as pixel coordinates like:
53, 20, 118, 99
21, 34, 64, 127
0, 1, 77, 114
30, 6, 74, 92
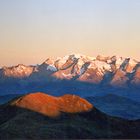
0, 54, 140, 87
11, 92, 93, 117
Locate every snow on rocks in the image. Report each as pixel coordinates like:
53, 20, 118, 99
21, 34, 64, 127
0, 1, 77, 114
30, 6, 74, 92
46, 65, 57, 72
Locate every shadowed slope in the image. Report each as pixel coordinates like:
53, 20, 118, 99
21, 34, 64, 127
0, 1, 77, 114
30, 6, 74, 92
86, 94, 140, 120
11, 92, 93, 117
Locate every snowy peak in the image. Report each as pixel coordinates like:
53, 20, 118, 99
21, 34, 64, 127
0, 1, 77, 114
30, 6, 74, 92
1, 54, 140, 87
43, 58, 54, 65
2, 64, 34, 78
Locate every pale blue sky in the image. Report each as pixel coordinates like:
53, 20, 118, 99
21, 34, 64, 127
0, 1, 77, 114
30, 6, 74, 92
0, 0, 140, 66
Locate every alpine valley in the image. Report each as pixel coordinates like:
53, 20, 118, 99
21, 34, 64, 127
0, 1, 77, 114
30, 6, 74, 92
0, 54, 140, 139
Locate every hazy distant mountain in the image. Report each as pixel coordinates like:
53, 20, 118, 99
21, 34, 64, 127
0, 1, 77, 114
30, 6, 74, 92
0, 94, 22, 105
1, 64, 35, 78
0, 92, 140, 139
86, 94, 140, 120
1, 54, 140, 87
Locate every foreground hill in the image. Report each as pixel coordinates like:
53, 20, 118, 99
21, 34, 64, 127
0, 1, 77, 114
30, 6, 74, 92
0, 92, 140, 139
11, 92, 93, 117
86, 94, 140, 120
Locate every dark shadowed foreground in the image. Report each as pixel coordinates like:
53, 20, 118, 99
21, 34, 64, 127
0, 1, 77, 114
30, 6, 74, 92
0, 92, 140, 139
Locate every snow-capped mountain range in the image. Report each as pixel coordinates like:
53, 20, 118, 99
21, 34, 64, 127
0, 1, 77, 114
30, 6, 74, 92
1, 53, 140, 87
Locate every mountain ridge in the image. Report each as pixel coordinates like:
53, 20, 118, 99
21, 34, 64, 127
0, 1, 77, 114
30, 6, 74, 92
1, 54, 140, 87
